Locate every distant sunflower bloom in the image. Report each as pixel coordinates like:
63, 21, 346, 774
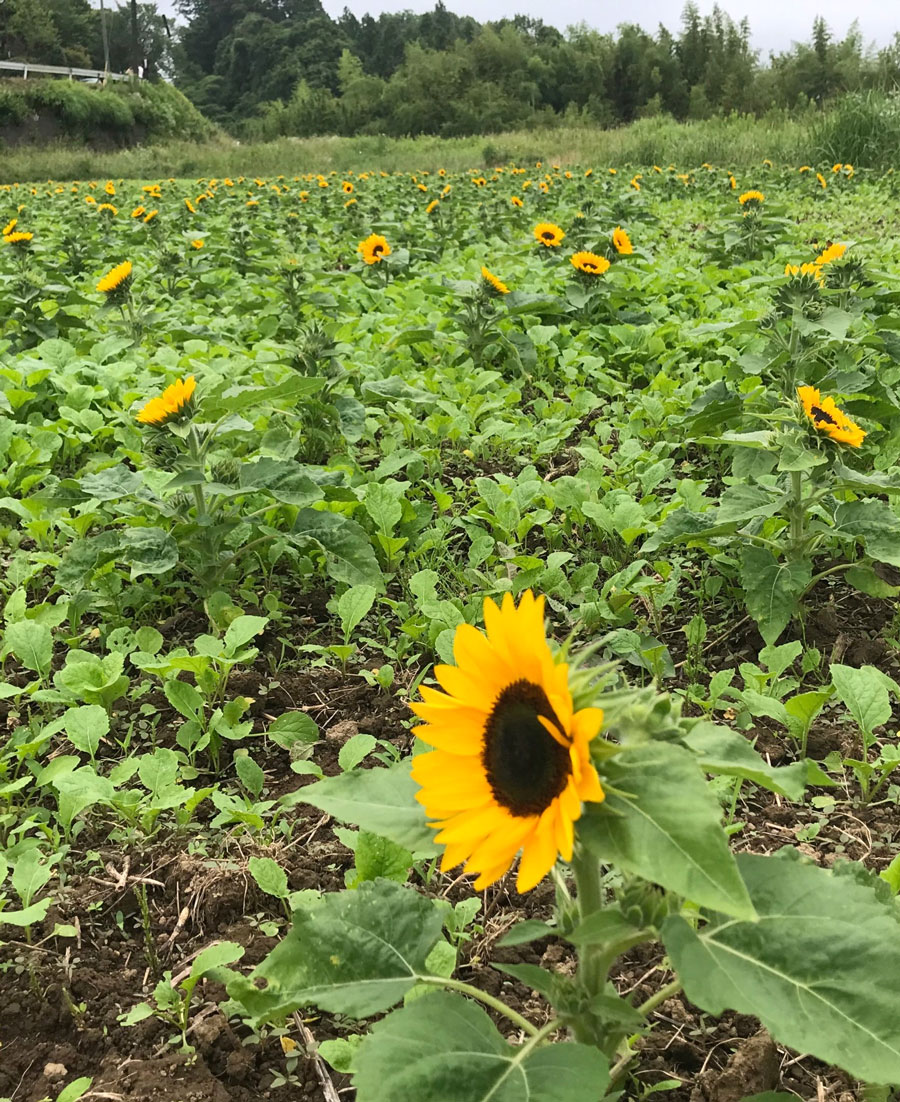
539, 181, 550, 194
728, 174, 737, 189
426, 199, 439, 214
299, 191, 309, 202
190, 239, 204, 250
785, 261, 824, 284
358, 233, 391, 265
185, 198, 197, 213
246, 199, 259, 208
97, 260, 133, 298
612, 226, 633, 255
131, 206, 146, 218
571, 251, 610, 276
2, 218, 17, 236
3, 230, 33, 247
143, 210, 158, 223
816, 241, 846, 265
738, 189, 764, 207
472, 177, 487, 187
105, 181, 116, 196
763, 158, 773, 167
97, 202, 117, 216
511, 196, 523, 207
817, 173, 827, 189
417, 183, 428, 193
137, 376, 196, 428
799, 165, 811, 173
630, 175, 641, 191
534, 222, 565, 247
584, 169, 593, 177
342, 181, 354, 194
481, 266, 509, 296
797, 385, 865, 448
832, 163, 843, 173
345, 198, 357, 208
411, 591, 604, 892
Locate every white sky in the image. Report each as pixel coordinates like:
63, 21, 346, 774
153, 0, 899, 55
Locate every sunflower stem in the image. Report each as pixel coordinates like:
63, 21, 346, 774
570, 843, 608, 1044
418, 976, 539, 1037
789, 469, 805, 553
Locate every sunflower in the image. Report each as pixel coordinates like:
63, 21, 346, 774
797, 385, 865, 448
533, 222, 565, 248
784, 261, 823, 284
345, 198, 357, 208
728, 174, 737, 189
410, 591, 605, 893
816, 241, 846, 265
738, 189, 764, 206
185, 198, 197, 213
571, 251, 610, 276
97, 202, 117, 216
511, 195, 523, 207
799, 165, 811, 173
832, 163, 843, 173
358, 233, 391, 265
131, 206, 146, 218
143, 210, 159, 223
96, 260, 133, 297
342, 181, 354, 194
3, 231, 32, 247
481, 266, 509, 296
612, 226, 633, 255
2, 218, 17, 236
190, 239, 204, 250
137, 376, 196, 428
426, 199, 439, 214
816, 173, 827, 189
630, 175, 641, 191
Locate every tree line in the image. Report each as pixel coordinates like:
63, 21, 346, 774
3, 0, 900, 137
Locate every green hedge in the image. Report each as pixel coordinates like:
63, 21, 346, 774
0, 78, 214, 145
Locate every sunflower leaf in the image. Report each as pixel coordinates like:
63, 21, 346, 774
681, 721, 809, 800
299, 760, 439, 855
227, 879, 443, 1022
663, 852, 900, 1083
580, 742, 756, 919
352, 991, 608, 1102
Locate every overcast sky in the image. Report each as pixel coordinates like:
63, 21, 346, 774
153, 0, 899, 56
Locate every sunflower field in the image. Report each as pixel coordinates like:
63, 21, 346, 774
2, 159, 900, 1102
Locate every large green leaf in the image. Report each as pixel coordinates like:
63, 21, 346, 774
120, 527, 179, 580
580, 742, 755, 919
682, 722, 808, 800
663, 853, 900, 1084
834, 500, 900, 567
229, 879, 443, 1021
740, 547, 811, 645
239, 459, 323, 507
830, 663, 898, 737
298, 760, 439, 855
4, 619, 53, 677
353, 992, 608, 1102
292, 509, 384, 589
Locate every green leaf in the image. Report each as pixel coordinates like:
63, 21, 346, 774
138, 747, 180, 793
248, 856, 290, 899
189, 939, 245, 981
337, 585, 377, 641
0, 897, 52, 928
55, 1078, 93, 1102
834, 500, 900, 568
845, 564, 900, 599
63, 704, 109, 758
224, 614, 269, 654
239, 459, 324, 506
349, 832, 413, 887
497, 919, 557, 947
339, 732, 377, 772
4, 619, 53, 677
740, 547, 811, 645
293, 509, 384, 589
353, 992, 608, 1102
830, 663, 897, 737
581, 742, 755, 919
164, 679, 204, 721
300, 761, 439, 855
682, 722, 808, 800
229, 880, 444, 1021
364, 484, 403, 535
121, 527, 179, 580
663, 852, 900, 1084
268, 711, 318, 748
53, 768, 115, 831
235, 753, 265, 797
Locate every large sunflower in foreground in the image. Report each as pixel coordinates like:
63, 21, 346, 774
137, 376, 196, 427
358, 233, 391, 265
797, 385, 865, 448
411, 591, 605, 893
533, 222, 565, 248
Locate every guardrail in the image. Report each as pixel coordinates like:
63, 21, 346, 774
0, 60, 133, 82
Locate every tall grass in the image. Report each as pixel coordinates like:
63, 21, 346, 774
810, 91, 900, 168
0, 108, 866, 184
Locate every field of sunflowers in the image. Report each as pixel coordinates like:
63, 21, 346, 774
2, 159, 900, 1102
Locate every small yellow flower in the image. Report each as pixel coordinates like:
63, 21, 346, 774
511, 196, 523, 207
817, 173, 827, 189
358, 233, 391, 265
345, 198, 357, 208
481, 266, 509, 296
426, 199, 439, 214
763, 158, 773, 167
799, 165, 811, 173
797, 385, 865, 448
832, 163, 843, 173
2, 218, 17, 235
97, 202, 117, 216
97, 260, 132, 295
299, 191, 309, 202
612, 226, 633, 255
143, 210, 159, 223
571, 251, 610, 276
137, 376, 196, 427
131, 206, 146, 218
342, 181, 354, 194
190, 239, 204, 249
816, 242, 846, 265
534, 222, 564, 247
185, 198, 196, 213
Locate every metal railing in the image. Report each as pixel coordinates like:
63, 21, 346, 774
0, 60, 133, 82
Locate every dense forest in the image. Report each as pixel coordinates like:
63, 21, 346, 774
2, 0, 900, 137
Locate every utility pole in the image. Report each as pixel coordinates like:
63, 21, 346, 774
130, 0, 140, 75
99, 0, 111, 80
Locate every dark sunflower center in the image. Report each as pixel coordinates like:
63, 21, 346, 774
372, 244, 384, 255
810, 404, 837, 426
482, 679, 571, 817
541, 231, 555, 240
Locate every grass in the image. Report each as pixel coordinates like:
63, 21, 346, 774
0, 112, 822, 184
